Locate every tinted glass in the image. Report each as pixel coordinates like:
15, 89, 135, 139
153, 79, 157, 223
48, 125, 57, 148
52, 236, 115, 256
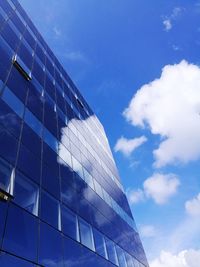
3, 204, 38, 262
79, 218, 95, 251
63, 236, 82, 267
2, 87, 24, 118
14, 171, 39, 216
62, 205, 79, 241
0, 156, 13, 194
116, 246, 127, 267
39, 222, 63, 267
105, 239, 119, 266
93, 228, 108, 259
24, 108, 42, 137
0, 252, 35, 267
40, 190, 61, 230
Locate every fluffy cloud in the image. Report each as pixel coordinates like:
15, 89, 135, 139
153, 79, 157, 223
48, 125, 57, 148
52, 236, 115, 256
127, 189, 145, 204
150, 249, 200, 267
139, 225, 156, 238
163, 19, 172, 31
185, 193, 200, 217
114, 136, 147, 157
162, 7, 183, 31
124, 60, 200, 168
143, 173, 180, 204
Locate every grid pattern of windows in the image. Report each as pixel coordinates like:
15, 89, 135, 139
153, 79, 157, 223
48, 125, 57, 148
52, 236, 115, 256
0, 1, 149, 267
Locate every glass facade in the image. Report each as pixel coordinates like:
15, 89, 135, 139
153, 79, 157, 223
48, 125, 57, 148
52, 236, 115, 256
0, 0, 149, 266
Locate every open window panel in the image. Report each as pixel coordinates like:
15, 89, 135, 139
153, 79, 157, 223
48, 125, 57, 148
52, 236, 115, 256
0, 158, 15, 202
12, 54, 32, 81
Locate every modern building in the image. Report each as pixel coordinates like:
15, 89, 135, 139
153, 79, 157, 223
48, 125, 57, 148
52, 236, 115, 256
0, 1, 149, 266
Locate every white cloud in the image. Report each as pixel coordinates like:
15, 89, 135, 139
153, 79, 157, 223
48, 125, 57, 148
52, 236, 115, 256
53, 26, 61, 37
124, 60, 200, 168
64, 51, 88, 62
140, 225, 156, 238
114, 136, 147, 157
163, 19, 172, 31
150, 249, 200, 267
185, 193, 200, 217
143, 173, 180, 204
127, 189, 145, 204
162, 7, 184, 32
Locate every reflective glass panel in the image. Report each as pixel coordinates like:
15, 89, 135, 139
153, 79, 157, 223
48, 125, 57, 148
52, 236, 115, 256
40, 190, 61, 230
62, 205, 79, 241
79, 218, 95, 251
24, 108, 42, 137
14, 171, 39, 216
2, 87, 24, 118
105, 238, 119, 266
93, 228, 108, 259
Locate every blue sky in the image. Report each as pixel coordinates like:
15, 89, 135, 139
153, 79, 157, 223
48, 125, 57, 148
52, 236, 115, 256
19, 1, 200, 266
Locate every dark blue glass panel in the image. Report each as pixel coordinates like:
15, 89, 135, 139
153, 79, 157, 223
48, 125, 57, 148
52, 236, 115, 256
3, 204, 38, 262
116, 246, 127, 267
11, 12, 26, 34
39, 222, 63, 267
32, 60, 44, 86
6, 67, 28, 103
17, 143, 41, 184
18, 43, 33, 70
105, 238, 119, 266
40, 190, 60, 230
0, 201, 8, 246
26, 84, 44, 121
42, 142, 58, 165
0, 156, 13, 195
0, 36, 12, 82
0, 252, 35, 267
2, 86, 24, 118
1, 22, 20, 51
21, 122, 42, 157
62, 205, 79, 241
61, 178, 78, 213
93, 228, 108, 259
14, 171, 39, 216
23, 27, 36, 49
63, 236, 82, 267
79, 217, 95, 251
41, 161, 60, 199
0, 97, 22, 140
0, 127, 18, 165
81, 246, 99, 267
24, 108, 43, 137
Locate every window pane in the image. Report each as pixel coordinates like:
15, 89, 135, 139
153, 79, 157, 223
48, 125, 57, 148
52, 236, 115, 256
24, 108, 42, 137
0, 252, 35, 267
105, 238, 119, 266
62, 205, 79, 241
125, 253, 134, 267
116, 246, 127, 267
3, 204, 38, 262
2, 87, 24, 118
93, 228, 108, 259
40, 190, 61, 230
43, 127, 58, 153
93, 179, 103, 199
39, 222, 63, 267
72, 156, 84, 180
14, 172, 39, 216
79, 218, 95, 251
0, 157, 13, 194
83, 168, 94, 190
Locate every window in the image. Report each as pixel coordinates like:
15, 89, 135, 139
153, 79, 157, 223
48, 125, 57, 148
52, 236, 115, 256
43, 127, 58, 153
83, 168, 94, 190
3, 204, 38, 262
40, 190, 61, 230
72, 156, 84, 180
93, 228, 108, 259
61, 205, 79, 241
105, 238, 119, 266
116, 246, 127, 267
24, 108, 42, 137
2, 87, 24, 118
125, 253, 134, 267
14, 172, 39, 216
12, 54, 31, 81
79, 218, 95, 251
93, 179, 103, 199
0, 157, 14, 201
39, 222, 63, 267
